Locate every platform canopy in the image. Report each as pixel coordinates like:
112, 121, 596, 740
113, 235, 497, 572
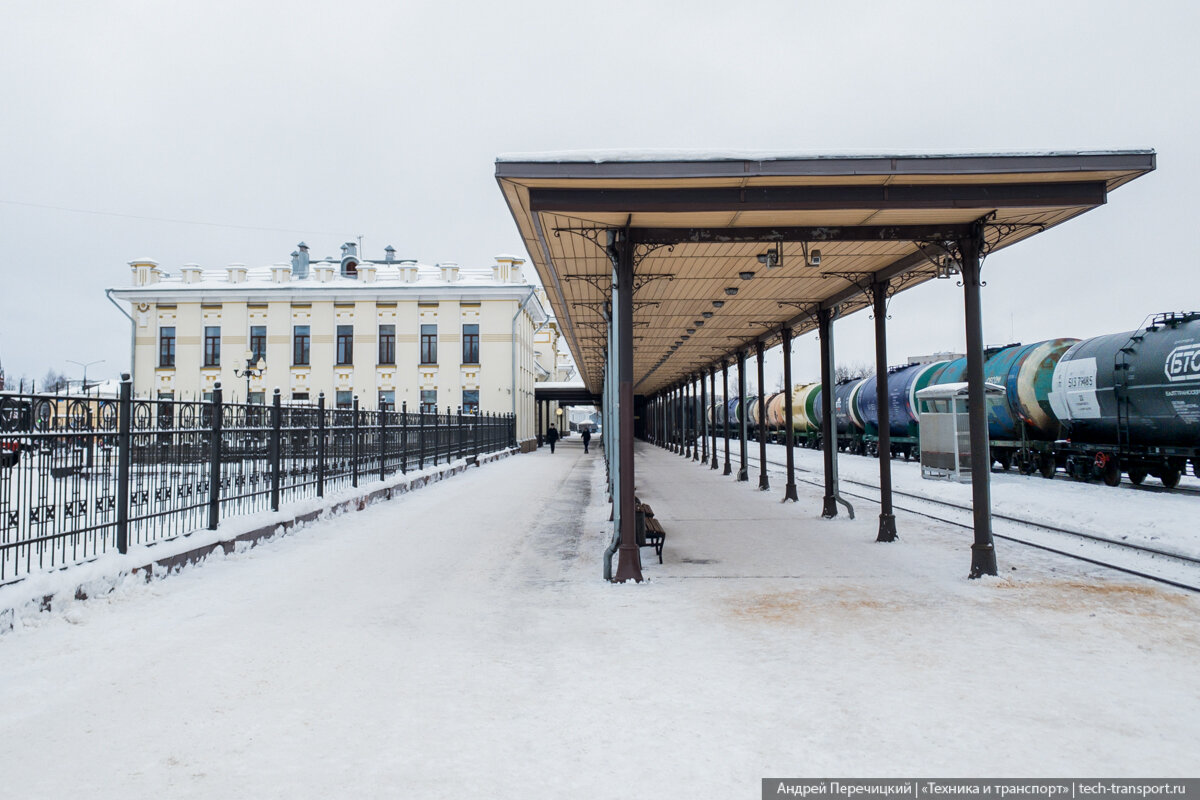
496, 150, 1154, 395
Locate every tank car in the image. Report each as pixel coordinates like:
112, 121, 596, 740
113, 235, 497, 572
1049, 311, 1200, 487
854, 361, 948, 459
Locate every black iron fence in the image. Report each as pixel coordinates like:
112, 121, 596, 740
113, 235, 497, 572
0, 378, 516, 584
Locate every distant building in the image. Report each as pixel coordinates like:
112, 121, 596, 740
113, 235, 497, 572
907, 351, 964, 365
108, 243, 551, 448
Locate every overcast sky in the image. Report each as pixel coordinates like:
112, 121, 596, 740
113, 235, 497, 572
1, 0, 1196, 390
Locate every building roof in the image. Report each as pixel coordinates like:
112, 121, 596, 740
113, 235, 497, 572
109, 256, 552, 324
496, 150, 1155, 395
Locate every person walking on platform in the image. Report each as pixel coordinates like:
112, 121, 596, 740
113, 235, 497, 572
581, 427, 591, 454
545, 424, 559, 453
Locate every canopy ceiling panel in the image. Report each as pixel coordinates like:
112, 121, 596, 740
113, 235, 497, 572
497, 151, 1154, 396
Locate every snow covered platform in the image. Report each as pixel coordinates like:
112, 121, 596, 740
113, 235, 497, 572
1, 436, 1198, 795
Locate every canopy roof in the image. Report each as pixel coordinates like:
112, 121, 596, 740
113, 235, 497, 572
496, 151, 1154, 395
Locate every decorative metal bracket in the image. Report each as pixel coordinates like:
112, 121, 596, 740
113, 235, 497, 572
633, 242, 674, 268
563, 273, 611, 293
553, 226, 608, 251
777, 300, 821, 327
821, 270, 876, 295
982, 220, 1047, 256
633, 272, 675, 293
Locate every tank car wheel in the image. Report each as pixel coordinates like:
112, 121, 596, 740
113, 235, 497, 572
1102, 460, 1122, 487
1193, 458, 1199, 478
1038, 455, 1056, 479
1127, 466, 1147, 485
996, 452, 1013, 472
1160, 467, 1182, 489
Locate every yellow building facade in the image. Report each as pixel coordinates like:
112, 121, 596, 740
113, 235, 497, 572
109, 245, 550, 448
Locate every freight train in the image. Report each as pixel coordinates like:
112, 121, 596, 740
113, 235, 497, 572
688, 312, 1200, 489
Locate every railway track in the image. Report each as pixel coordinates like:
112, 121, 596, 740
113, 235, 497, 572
720, 448, 1200, 593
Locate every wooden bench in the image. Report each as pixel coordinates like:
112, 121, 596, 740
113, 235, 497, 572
636, 501, 666, 564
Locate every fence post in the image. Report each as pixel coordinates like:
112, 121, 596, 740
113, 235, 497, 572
116, 374, 132, 554
270, 388, 281, 511
456, 405, 463, 462
436, 407, 446, 470
379, 403, 386, 482
445, 405, 452, 464
401, 400, 408, 473
351, 395, 360, 489
473, 410, 480, 465
207, 382, 223, 531
316, 393, 326, 497
418, 404, 426, 470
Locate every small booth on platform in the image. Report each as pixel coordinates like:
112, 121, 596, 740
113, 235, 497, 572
917, 382, 1007, 482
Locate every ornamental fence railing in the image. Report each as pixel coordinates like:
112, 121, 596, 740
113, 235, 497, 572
0, 377, 516, 585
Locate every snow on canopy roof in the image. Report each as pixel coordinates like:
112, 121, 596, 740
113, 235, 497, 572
496, 148, 1156, 164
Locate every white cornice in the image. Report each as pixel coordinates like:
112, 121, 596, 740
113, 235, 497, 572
108, 283, 543, 305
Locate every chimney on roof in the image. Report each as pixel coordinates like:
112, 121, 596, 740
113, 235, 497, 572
130, 258, 160, 286
180, 263, 203, 284
226, 263, 248, 284
438, 262, 460, 283
384, 245, 396, 263
340, 242, 359, 278
399, 259, 419, 284
271, 262, 291, 283
292, 242, 310, 279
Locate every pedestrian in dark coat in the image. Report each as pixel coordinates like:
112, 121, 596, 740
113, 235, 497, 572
581, 428, 591, 453
546, 425, 559, 453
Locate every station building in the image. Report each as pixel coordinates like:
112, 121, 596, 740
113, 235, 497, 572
109, 243, 560, 449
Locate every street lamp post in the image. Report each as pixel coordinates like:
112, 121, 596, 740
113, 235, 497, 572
233, 349, 266, 403
66, 359, 105, 392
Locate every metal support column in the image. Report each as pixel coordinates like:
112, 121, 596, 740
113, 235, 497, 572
756, 342, 769, 489
818, 308, 839, 517
872, 280, 897, 542
683, 382, 691, 458
700, 370, 708, 465
536, 400, 543, 447
722, 361, 732, 475
781, 329, 798, 502
961, 227, 998, 578
710, 367, 719, 469
736, 350, 748, 482
612, 229, 642, 582
692, 376, 700, 462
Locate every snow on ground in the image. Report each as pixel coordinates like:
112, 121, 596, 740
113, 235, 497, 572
1, 437, 1198, 798
737, 438, 1200, 559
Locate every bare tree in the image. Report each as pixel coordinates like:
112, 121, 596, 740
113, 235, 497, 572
834, 361, 874, 382
41, 369, 68, 392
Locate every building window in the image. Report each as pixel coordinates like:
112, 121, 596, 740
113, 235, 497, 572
378, 390, 395, 411
336, 391, 353, 409
336, 325, 353, 365
250, 326, 267, 363
204, 326, 221, 367
462, 324, 479, 364
463, 389, 479, 415
420, 324, 437, 365
293, 325, 310, 366
248, 391, 265, 405
159, 327, 176, 368
420, 389, 437, 414
378, 324, 395, 365
292, 392, 310, 403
